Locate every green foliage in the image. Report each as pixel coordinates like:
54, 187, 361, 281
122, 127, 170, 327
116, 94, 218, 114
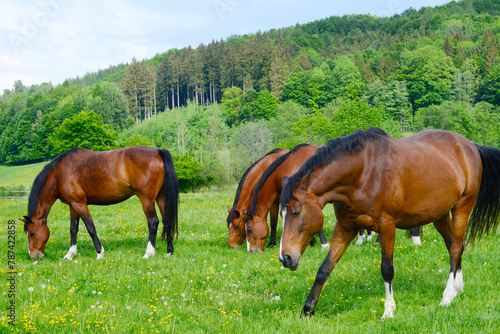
173, 154, 201, 192
50, 111, 117, 155
115, 133, 154, 148
478, 59, 500, 105
281, 111, 335, 148
398, 46, 456, 109
221, 86, 244, 125
330, 99, 390, 137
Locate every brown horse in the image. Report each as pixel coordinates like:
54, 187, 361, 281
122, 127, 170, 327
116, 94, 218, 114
279, 128, 500, 320
244, 144, 328, 252
227, 148, 288, 248
22, 147, 179, 260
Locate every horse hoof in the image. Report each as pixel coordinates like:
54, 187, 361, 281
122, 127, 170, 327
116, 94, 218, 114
301, 304, 315, 318
266, 243, 276, 248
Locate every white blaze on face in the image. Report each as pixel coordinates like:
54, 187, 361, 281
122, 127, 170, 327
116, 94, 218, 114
279, 208, 287, 261
245, 223, 250, 252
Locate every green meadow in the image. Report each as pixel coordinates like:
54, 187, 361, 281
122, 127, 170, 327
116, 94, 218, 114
0, 164, 499, 333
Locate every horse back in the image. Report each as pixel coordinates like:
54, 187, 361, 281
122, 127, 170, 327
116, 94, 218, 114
55, 147, 164, 205
358, 130, 482, 227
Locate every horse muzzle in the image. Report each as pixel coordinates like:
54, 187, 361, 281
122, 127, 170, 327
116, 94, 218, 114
29, 251, 44, 260
280, 252, 300, 271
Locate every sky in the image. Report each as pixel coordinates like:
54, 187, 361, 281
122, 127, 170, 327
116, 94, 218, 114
0, 0, 453, 93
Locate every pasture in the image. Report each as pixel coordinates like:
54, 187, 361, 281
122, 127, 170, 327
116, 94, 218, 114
1, 190, 499, 333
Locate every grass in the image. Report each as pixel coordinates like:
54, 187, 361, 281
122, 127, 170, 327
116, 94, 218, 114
1, 190, 499, 334
0, 162, 47, 188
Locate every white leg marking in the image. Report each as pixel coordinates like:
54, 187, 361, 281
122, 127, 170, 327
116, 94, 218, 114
63, 245, 77, 260
142, 241, 155, 259
321, 242, 330, 251
96, 246, 104, 260
440, 272, 458, 306
412, 236, 422, 246
279, 208, 286, 261
381, 282, 396, 320
455, 269, 464, 293
355, 233, 366, 246
366, 231, 375, 241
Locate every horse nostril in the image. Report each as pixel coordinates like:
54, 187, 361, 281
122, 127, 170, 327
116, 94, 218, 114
36, 251, 43, 259
281, 253, 293, 267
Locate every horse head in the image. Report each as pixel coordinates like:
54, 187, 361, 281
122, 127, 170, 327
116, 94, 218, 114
242, 210, 269, 253
21, 216, 50, 260
279, 178, 324, 271
227, 207, 247, 249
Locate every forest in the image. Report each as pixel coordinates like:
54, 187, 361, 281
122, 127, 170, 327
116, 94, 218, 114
1, 0, 499, 191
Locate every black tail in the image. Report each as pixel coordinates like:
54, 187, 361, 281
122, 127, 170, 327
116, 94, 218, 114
466, 144, 500, 244
158, 149, 179, 241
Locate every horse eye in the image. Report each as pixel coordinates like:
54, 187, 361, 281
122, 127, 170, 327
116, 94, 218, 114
293, 210, 301, 217
248, 227, 253, 233
30, 231, 35, 237
234, 225, 239, 230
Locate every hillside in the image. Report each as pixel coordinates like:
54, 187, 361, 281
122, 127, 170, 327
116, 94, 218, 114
1, 0, 499, 189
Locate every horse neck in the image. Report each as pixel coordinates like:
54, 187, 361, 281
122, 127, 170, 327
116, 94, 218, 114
32, 171, 59, 221
307, 154, 364, 209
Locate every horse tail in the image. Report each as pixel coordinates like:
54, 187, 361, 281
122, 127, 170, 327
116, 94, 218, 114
466, 144, 500, 244
158, 149, 179, 241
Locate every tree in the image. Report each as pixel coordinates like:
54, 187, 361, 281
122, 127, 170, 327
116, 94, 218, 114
50, 111, 117, 154
220, 86, 243, 125
282, 111, 335, 148
478, 59, 500, 106
330, 56, 366, 100
398, 46, 456, 109
330, 99, 389, 137
230, 120, 273, 173
172, 154, 201, 192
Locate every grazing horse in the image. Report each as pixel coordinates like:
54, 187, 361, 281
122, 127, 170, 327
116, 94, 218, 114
244, 144, 329, 252
279, 128, 500, 320
227, 148, 288, 249
21, 147, 179, 260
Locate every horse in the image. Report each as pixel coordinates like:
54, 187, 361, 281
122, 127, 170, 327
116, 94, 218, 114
279, 128, 500, 320
227, 148, 288, 249
21, 146, 179, 260
244, 144, 329, 252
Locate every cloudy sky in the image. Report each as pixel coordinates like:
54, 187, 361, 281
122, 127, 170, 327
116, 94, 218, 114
0, 0, 452, 93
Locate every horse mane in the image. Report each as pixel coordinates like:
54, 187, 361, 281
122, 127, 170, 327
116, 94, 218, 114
26, 148, 82, 226
248, 144, 311, 218
227, 148, 286, 226
280, 128, 390, 210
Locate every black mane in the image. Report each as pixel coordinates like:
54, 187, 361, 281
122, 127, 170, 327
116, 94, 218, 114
25, 148, 81, 230
227, 148, 286, 226
248, 144, 311, 218
280, 128, 389, 210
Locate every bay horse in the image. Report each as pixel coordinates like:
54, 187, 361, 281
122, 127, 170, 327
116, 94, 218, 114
244, 144, 329, 252
279, 128, 500, 320
227, 148, 288, 249
21, 147, 179, 260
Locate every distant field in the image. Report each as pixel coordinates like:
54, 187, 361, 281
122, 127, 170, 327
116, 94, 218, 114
0, 161, 47, 188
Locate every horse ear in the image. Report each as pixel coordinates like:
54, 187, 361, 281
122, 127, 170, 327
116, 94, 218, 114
20, 216, 31, 223
234, 210, 240, 218
242, 210, 254, 219
227, 206, 232, 214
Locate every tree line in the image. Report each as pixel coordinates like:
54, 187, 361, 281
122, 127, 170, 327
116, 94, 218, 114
1, 0, 499, 191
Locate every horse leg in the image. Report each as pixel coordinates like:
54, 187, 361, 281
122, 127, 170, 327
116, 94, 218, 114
433, 207, 470, 306
139, 196, 161, 259
155, 193, 173, 254
366, 230, 375, 241
355, 230, 366, 245
411, 227, 422, 246
71, 203, 104, 260
317, 229, 329, 250
378, 223, 397, 320
267, 201, 279, 248
63, 206, 80, 260
302, 223, 357, 317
